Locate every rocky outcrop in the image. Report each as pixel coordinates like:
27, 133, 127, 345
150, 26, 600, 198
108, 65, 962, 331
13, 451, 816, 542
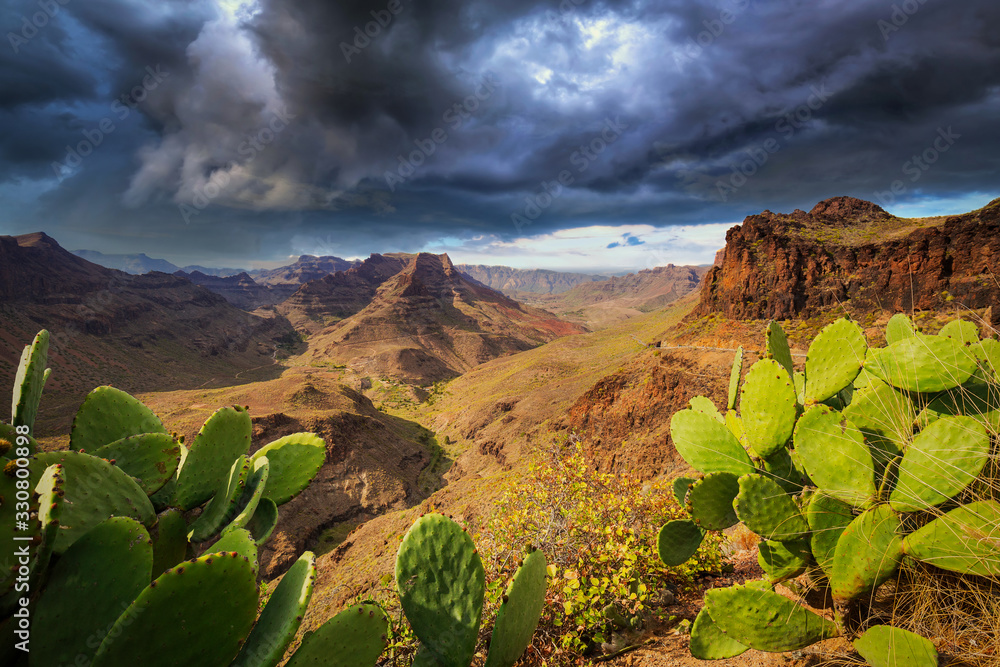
696, 196, 1000, 321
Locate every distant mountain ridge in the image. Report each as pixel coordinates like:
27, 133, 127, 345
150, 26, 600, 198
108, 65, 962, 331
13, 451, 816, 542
172, 270, 285, 310
522, 264, 709, 329
73, 249, 244, 276
456, 264, 605, 295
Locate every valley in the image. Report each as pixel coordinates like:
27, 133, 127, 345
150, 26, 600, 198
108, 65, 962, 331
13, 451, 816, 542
6, 195, 1000, 667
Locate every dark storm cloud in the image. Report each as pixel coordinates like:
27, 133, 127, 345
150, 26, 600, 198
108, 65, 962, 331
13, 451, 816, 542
0, 0, 997, 264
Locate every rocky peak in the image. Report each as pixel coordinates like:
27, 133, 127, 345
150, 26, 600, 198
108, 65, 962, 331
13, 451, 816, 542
808, 196, 891, 222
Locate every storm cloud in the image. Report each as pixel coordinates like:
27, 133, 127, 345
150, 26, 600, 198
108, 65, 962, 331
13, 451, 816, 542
0, 0, 997, 269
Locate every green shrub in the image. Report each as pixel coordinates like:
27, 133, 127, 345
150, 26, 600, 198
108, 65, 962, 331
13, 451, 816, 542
477, 440, 724, 664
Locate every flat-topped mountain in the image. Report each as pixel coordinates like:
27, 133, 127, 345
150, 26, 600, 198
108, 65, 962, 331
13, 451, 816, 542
304, 253, 585, 383
456, 264, 605, 295
696, 196, 1000, 321
0, 233, 294, 433
251, 254, 360, 288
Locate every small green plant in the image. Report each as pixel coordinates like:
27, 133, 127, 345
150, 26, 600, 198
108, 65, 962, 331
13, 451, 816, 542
661, 315, 1000, 666
478, 441, 724, 663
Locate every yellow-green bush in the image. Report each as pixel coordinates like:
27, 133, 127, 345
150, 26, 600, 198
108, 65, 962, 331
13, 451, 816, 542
476, 440, 725, 664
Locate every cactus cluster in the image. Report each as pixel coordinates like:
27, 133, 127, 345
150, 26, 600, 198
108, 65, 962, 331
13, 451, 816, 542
0, 330, 349, 667
660, 315, 1000, 666
1, 330, 549, 667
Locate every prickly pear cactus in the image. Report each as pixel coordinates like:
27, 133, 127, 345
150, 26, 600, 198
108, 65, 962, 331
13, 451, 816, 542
484, 549, 547, 667
70, 385, 167, 453
91, 551, 258, 667
657, 315, 1000, 662
33, 517, 152, 667
396, 513, 485, 667
11, 329, 49, 432
235, 551, 316, 667
286, 603, 388, 667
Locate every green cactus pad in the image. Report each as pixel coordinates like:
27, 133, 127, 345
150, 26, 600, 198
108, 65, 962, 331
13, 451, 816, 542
902, 500, 1000, 576
11, 329, 49, 431
234, 551, 316, 667
396, 513, 485, 667
188, 455, 250, 542
885, 313, 916, 345
976, 338, 1000, 382
245, 497, 279, 545
792, 405, 875, 506
704, 585, 839, 651
250, 432, 325, 505
867, 334, 977, 393
286, 604, 388, 667
33, 517, 152, 667
152, 508, 189, 579
25, 463, 64, 588
32, 450, 155, 553
939, 318, 980, 344
689, 607, 748, 660
761, 448, 804, 494
670, 409, 754, 477
689, 396, 724, 423
94, 432, 181, 496
842, 382, 913, 461
485, 549, 547, 667
92, 551, 258, 667
853, 625, 938, 667
70, 386, 167, 453
686, 472, 741, 531
207, 527, 258, 575
0, 459, 27, 594
766, 321, 795, 380
657, 519, 704, 566
734, 474, 810, 541
725, 410, 746, 446
757, 539, 811, 585
740, 359, 798, 458
672, 476, 697, 506
793, 370, 805, 404
890, 416, 989, 512
804, 318, 867, 404
830, 505, 902, 603
917, 381, 1000, 434
728, 346, 744, 410
222, 455, 269, 535
173, 406, 252, 511
150, 442, 186, 511
806, 492, 855, 576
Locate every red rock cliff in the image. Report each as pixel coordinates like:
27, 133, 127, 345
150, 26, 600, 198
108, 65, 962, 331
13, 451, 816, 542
695, 196, 1000, 321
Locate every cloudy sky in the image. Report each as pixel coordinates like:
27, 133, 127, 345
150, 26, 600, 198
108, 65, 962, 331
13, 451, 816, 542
1, 0, 997, 272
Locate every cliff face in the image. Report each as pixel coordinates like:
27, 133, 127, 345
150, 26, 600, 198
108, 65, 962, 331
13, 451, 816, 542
696, 196, 1000, 321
